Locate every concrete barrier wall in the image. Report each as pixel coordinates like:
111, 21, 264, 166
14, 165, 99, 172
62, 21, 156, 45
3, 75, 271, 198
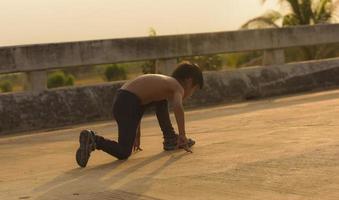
1, 58, 339, 135
1, 24, 339, 74
189, 58, 339, 106
2, 24, 339, 92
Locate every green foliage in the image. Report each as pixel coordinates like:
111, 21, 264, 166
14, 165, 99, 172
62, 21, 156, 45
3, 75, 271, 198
225, 51, 263, 68
283, 13, 300, 26
0, 80, 13, 92
237, 0, 339, 65
141, 28, 158, 74
63, 65, 95, 79
181, 55, 224, 71
141, 60, 156, 74
148, 27, 157, 36
258, 0, 336, 25
104, 64, 127, 81
244, 0, 336, 28
47, 71, 75, 89
241, 10, 281, 29
65, 74, 75, 86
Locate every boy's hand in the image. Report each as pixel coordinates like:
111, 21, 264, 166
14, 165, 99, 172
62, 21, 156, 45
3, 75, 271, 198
177, 134, 193, 153
133, 134, 143, 152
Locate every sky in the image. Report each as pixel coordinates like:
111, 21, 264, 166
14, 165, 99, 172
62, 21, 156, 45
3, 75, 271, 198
0, 0, 279, 47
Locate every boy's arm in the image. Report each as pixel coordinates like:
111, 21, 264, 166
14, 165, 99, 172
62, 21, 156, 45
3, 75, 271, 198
133, 123, 142, 152
136, 123, 141, 139
172, 90, 185, 136
172, 90, 192, 153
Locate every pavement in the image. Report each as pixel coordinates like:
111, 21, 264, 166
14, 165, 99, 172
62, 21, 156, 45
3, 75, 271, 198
1, 89, 339, 200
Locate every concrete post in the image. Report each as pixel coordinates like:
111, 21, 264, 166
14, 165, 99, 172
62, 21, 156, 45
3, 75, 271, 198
263, 49, 285, 66
155, 59, 177, 75
25, 70, 47, 91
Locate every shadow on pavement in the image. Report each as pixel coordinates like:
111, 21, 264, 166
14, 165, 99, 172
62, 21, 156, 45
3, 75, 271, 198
34, 150, 187, 200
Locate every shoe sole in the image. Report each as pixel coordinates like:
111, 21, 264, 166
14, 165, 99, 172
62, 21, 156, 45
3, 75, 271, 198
76, 131, 92, 167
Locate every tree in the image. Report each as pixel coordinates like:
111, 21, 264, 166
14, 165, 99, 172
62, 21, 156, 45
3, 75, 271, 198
142, 27, 157, 74
240, 0, 339, 62
243, 0, 338, 28
47, 71, 75, 89
0, 80, 13, 92
104, 64, 127, 81
179, 55, 224, 71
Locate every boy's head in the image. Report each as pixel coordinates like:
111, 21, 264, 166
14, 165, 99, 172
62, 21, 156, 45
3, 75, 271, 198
172, 61, 204, 99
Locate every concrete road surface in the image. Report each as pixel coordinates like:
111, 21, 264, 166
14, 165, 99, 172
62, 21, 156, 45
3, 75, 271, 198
1, 89, 339, 200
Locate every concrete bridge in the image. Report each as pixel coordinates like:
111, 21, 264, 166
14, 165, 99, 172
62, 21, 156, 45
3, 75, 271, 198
1, 24, 339, 199
1, 24, 339, 134
1, 89, 339, 199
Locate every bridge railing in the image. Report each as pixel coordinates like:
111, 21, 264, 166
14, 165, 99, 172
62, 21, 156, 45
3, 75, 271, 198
1, 24, 339, 91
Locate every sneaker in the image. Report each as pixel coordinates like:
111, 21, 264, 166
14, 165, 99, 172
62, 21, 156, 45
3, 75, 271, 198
163, 134, 195, 151
76, 130, 96, 168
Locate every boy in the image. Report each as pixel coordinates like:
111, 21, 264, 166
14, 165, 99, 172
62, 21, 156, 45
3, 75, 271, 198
76, 61, 204, 167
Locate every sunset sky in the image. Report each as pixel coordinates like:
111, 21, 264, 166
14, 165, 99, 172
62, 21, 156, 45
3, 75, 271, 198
0, 0, 279, 46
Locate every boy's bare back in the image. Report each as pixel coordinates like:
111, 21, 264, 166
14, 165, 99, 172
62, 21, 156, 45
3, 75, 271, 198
121, 74, 183, 105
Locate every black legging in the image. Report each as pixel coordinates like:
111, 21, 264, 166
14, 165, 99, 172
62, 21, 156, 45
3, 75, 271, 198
95, 89, 176, 160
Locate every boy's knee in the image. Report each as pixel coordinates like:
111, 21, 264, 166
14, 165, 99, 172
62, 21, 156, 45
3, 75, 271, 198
117, 150, 132, 160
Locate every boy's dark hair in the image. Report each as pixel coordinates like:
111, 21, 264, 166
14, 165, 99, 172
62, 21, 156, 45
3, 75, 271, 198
171, 61, 204, 89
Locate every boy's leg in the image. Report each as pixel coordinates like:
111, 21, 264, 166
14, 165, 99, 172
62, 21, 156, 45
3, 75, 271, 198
95, 100, 143, 160
76, 126, 137, 168
76, 129, 97, 167
95, 118, 140, 160
75, 90, 143, 167
94, 90, 144, 160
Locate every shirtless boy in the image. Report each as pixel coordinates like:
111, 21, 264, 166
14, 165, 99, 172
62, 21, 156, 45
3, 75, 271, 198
76, 61, 204, 167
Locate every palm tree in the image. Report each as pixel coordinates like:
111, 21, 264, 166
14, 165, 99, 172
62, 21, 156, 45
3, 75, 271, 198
243, 0, 338, 28
239, 0, 339, 63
